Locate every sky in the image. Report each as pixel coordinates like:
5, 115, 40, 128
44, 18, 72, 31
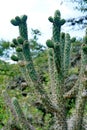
0, 0, 85, 45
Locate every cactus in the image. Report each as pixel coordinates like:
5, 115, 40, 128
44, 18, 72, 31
47, 10, 87, 130
6, 10, 87, 130
10, 15, 58, 114
2, 90, 17, 120
12, 97, 35, 130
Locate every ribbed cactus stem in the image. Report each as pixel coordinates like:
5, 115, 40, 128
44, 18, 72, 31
64, 33, 71, 76
48, 10, 65, 74
12, 97, 35, 130
47, 10, 67, 130
22, 41, 58, 112
19, 22, 28, 40
60, 32, 65, 72
71, 49, 87, 130
22, 40, 39, 82
2, 90, 17, 120
48, 49, 58, 104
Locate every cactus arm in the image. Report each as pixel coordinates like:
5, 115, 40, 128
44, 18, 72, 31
11, 15, 28, 40
60, 32, 65, 70
64, 33, 71, 76
63, 79, 79, 98
48, 48, 58, 104
2, 90, 17, 120
22, 40, 58, 113
49, 10, 65, 43
71, 30, 87, 130
48, 10, 66, 74
12, 97, 35, 130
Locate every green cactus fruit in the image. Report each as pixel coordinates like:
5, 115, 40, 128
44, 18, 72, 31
12, 38, 18, 46
11, 55, 19, 61
48, 16, 54, 23
15, 16, 21, 23
10, 43, 15, 48
46, 39, 54, 48
17, 37, 24, 44
21, 15, 27, 22
82, 45, 87, 54
16, 47, 22, 52
11, 19, 19, 26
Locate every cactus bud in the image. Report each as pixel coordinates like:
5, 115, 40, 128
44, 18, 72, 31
46, 40, 54, 48
48, 16, 54, 23
16, 47, 22, 52
11, 55, 19, 61
11, 19, 19, 26
10, 43, 15, 48
17, 37, 24, 44
12, 39, 18, 46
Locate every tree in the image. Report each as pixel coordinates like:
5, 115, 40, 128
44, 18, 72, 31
62, 0, 87, 28
62, 0, 87, 11
2, 10, 87, 130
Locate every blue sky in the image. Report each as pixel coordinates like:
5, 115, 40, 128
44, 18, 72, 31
0, 0, 85, 45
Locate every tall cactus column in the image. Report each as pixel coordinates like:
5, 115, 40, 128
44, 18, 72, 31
46, 10, 67, 130
48, 10, 65, 74
11, 15, 58, 116
71, 29, 87, 130
11, 16, 30, 84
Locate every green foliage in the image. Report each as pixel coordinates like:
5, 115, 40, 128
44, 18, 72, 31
0, 40, 10, 56
83, 35, 87, 44
0, 97, 9, 129
82, 45, 87, 54
69, 67, 79, 75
